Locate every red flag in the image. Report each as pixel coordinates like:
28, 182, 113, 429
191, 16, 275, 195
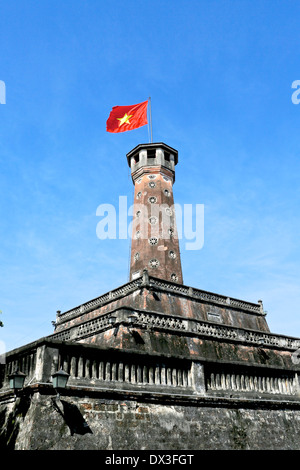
106, 100, 148, 133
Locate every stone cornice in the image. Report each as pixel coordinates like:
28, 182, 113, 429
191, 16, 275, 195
55, 274, 264, 328
50, 306, 300, 353
2, 381, 300, 410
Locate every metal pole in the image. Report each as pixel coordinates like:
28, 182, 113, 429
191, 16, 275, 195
148, 97, 153, 143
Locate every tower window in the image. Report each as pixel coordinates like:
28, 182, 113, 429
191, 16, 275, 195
147, 149, 156, 159
164, 151, 170, 162
136, 191, 142, 199
148, 196, 157, 204
149, 181, 156, 188
148, 237, 158, 246
170, 273, 178, 282
169, 251, 176, 259
149, 259, 159, 268
164, 189, 170, 197
149, 216, 158, 225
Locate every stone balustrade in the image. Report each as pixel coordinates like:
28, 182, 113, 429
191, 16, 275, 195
1, 338, 300, 402
60, 350, 190, 390
50, 307, 300, 352
0, 339, 192, 396
205, 364, 298, 396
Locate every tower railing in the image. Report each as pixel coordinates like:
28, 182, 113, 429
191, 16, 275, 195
55, 273, 265, 328
1, 339, 300, 403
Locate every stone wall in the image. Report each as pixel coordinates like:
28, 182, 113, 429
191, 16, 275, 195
2, 337, 300, 450
1, 392, 300, 450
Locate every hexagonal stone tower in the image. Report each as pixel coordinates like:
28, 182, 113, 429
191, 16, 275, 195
127, 143, 183, 284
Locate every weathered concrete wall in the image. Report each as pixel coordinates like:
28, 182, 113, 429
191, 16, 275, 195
1, 393, 300, 450
2, 338, 300, 450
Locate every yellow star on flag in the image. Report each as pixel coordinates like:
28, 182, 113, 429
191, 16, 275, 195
117, 113, 133, 127
106, 100, 148, 133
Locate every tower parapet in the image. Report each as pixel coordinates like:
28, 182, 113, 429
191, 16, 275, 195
127, 142, 178, 180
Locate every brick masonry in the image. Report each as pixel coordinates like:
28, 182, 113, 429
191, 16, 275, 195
2, 394, 300, 450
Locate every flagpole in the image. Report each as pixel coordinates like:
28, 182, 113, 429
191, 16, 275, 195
148, 96, 153, 143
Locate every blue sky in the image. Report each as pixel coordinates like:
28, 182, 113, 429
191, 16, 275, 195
1, 0, 300, 352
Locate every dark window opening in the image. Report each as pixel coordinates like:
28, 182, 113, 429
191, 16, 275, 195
164, 151, 170, 162
147, 149, 156, 159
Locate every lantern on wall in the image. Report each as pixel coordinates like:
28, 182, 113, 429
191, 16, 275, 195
8, 369, 26, 392
51, 368, 70, 390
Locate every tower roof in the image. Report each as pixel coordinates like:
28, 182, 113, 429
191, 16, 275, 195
126, 142, 179, 167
